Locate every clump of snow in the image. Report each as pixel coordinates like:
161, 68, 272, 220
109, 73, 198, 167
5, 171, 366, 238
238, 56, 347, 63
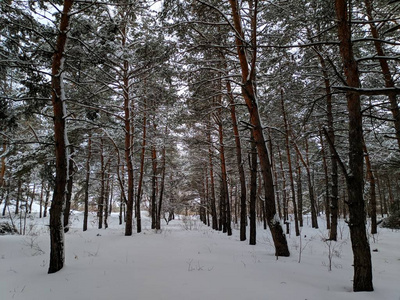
272, 213, 281, 225
0, 212, 399, 300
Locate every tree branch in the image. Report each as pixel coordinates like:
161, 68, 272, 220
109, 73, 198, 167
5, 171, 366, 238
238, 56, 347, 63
332, 86, 400, 96
322, 127, 349, 181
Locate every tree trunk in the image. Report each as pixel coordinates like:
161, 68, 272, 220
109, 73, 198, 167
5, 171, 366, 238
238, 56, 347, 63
98, 139, 105, 229
280, 89, 300, 236
233, 185, 238, 225
109, 175, 114, 216
119, 191, 124, 225
64, 150, 74, 233
104, 161, 111, 229
1, 181, 8, 217
216, 95, 232, 235
307, 171, 318, 229
226, 78, 247, 240
293, 141, 318, 229
341, 176, 347, 219
305, 139, 318, 229
83, 134, 91, 232
364, 0, 400, 151
28, 183, 35, 214
39, 179, 44, 218
363, 140, 377, 234
0, 140, 6, 190
48, 0, 74, 274
249, 133, 257, 245
269, 130, 282, 220
121, 22, 135, 236
218, 179, 225, 232
319, 130, 330, 229
0, 140, 6, 209
329, 145, 339, 240
206, 173, 210, 227
228, 0, 289, 257
44, 183, 50, 218
387, 177, 394, 210
15, 179, 22, 215
296, 153, 303, 227
315, 49, 338, 239
200, 171, 207, 225
0, 140, 7, 215
334, 0, 373, 291
207, 117, 218, 230
278, 145, 288, 222
375, 172, 385, 217
151, 145, 157, 230
135, 95, 147, 234
156, 143, 166, 230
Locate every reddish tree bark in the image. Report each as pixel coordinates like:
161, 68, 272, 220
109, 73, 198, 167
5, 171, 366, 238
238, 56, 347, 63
365, 0, 400, 150
334, 0, 373, 291
48, 0, 74, 274
228, 0, 289, 256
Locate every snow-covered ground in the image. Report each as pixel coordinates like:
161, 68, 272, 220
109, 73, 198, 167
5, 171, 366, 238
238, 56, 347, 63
1, 210, 399, 300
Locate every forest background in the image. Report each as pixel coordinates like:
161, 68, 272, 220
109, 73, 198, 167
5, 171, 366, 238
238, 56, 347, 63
1, 0, 400, 294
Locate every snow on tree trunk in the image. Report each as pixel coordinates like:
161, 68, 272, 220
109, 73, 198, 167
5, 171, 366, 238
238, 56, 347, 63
48, 0, 74, 274
228, 0, 289, 257
334, 0, 373, 291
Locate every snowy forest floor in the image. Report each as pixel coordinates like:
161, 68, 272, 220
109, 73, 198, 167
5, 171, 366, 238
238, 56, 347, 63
1, 209, 399, 300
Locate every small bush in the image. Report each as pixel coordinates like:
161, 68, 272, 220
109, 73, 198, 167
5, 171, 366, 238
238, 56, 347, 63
381, 211, 400, 229
0, 222, 18, 235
